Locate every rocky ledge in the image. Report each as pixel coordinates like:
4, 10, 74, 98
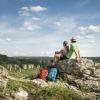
57, 58, 100, 98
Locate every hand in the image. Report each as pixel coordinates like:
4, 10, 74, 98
76, 57, 81, 63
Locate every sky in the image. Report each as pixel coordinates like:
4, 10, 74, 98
0, 0, 100, 57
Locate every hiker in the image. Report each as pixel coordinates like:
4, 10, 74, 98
66, 37, 81, 63
39, 65, 48, 81
54, 41, 69, 62
47, 60, 58, 81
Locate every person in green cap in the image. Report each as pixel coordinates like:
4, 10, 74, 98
66, 37, 81, 63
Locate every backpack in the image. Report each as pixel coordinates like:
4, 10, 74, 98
48, 68, 58, 81
39, 68, 48, 80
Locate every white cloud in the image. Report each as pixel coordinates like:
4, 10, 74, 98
20, 16, 76, 33
22, 20, 41, 31
18, 10, 30, 16
79, 25, 100, 35
21, 6, 29, 11
76, 25, 100, 42
18, 6, 30, 16
18, 5, 47, 16
74, 25, 100, 57
32, 17, 40, 21
30, 5, 47, 12
53, 17, 77, 34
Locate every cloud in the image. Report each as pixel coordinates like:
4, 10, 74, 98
53, 17, 76, 33
18, 6, 30, 16
74, 25, 100, 57
76, 25, 100, 41
21, 6, 29, 11
30, 5, 47, 12
44, 17, 77, 34
79, 25, 100, 35
18, 5, 47, 16
32, 17, 40, 21
21, 17, 41, 31
19, 15, 76, 33
18, 11, 30, 16
20, 16, 77, 33
76, 34, 95, 40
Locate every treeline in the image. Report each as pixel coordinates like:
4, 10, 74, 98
84, 57, 100, 63
0, 54, 100, 66
0, 54, 52, 65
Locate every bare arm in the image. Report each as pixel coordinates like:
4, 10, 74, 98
74, 49, 78, 58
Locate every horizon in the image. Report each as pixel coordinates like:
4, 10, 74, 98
0, 0, 100, 57
1, 53, 100, 58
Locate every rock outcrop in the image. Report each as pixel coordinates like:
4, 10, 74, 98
11, 88, 28, 100
0, 65, 8, 89
57, 58, 100, 99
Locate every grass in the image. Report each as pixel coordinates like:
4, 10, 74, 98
3, 67, 91, 100
6, 80, 38, 93
36, 87, 90, 100
3, 80, 90, 100
8, 67, 40, 79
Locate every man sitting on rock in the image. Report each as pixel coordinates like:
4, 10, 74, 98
66, 37, 81, 63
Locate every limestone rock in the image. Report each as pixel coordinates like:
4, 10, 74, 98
57, 58, 100, 93
84, 80, 100, 92
12, 88, 28, 100
32, 79, 48, 87
0, 65, 8, 77
95, 63, 100, 67
94, 68, 100, 78
0, 65, 8, 88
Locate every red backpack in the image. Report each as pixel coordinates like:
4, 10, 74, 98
39, 68, 48, 80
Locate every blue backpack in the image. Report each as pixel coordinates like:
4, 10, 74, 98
48, 68, 58, 81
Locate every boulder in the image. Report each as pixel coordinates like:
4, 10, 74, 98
95, 63, 100, 67
94, 68, 100, 78
57, 58, 100, 93
33, 79, 48, 87
12, 88, 28, 100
